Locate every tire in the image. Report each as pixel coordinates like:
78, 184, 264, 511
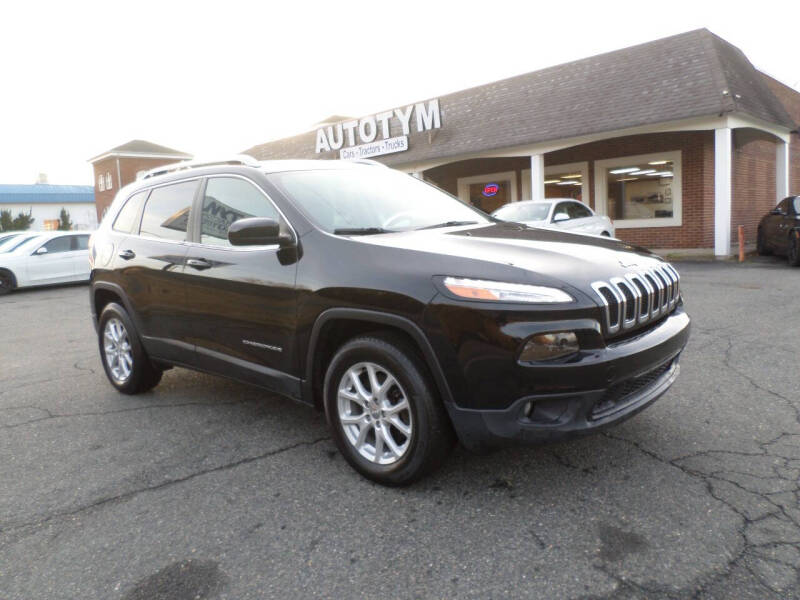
788, 232, 800, 267
0, 269, 15, 296
601, 231, 611, 237
98, 302, 163, 394
757, 228, 771, 256
323, 334, 455, 486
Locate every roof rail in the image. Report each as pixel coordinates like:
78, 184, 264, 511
140, 155, 260, 180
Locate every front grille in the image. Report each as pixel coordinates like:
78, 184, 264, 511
591, 359, 675, 420
591, 263, 680, 336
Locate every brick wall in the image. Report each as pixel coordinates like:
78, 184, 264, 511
760, 73, 800, 195
732, 129, 778, 246
91, 156, 186, 221
425, 131, 716, 249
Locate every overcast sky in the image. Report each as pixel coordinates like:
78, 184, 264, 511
1, 0, 798, 185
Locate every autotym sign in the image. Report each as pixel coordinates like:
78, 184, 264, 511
315, 99, 442, 155
483, 183, 499, 197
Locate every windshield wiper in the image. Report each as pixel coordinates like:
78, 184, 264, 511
416, 220, 479, 230
333, 227, 395, 236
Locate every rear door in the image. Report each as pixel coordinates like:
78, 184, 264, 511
181, 175, 300, 395
70, 234, 91, 280
26, 235, 75, 284
113, 179, 198, 362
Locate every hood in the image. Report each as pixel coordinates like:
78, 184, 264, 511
354, 222, 664, 290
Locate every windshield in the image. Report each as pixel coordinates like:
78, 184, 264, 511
493, 202, 551, 222
0, 234, 38, 253
267, 167, 490, 233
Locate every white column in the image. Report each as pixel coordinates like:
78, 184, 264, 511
776, 139, 789, 201
529, 154, 545, 201
714, 128, 733, 257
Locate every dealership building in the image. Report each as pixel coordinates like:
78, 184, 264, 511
245, 29, 800, 256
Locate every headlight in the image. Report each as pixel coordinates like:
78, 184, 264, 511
442, 277, 573, 304
519, 332, 579, 362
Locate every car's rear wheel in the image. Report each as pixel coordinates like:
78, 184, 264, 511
788, 232, 800, 267
324, 334, 455, 486
98, 303, 162, 394
601, 231, 611, 237
0, 269, 16, 296
756, 228, 771, 256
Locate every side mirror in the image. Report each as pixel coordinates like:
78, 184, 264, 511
228, 217, 293, 247
34, 246, 48, 255
553, 212, 569, 223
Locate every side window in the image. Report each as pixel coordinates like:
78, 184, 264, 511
793, 197, 800, 215
72, 235, 90, 250
553, 202, 571, 221
200, 177, 280, 247
41, 236, 72, 254
113, 191, 148, 233
139, 180, 198, 241
568, 202, 592, 219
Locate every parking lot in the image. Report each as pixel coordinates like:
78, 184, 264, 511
0, 258, 798, 599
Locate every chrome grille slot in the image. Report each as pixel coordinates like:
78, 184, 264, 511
591, 262, 681, 336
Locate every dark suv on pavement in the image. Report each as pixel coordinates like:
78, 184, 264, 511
89, 156, 690, 485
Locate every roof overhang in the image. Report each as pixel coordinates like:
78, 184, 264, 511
88, 151, 193, 164
393, 113, 793, 173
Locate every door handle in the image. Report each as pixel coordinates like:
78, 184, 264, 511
118, 249, 136, 260
186, 258, 212, 270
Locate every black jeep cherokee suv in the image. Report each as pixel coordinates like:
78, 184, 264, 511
89, 156, 690, 485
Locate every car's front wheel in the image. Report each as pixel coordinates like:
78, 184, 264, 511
756, 228, 771, 256
788, 232, 800, 267
98, 303, 163, 394
324, 334, 455, 485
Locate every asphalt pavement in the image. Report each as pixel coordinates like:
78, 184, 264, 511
1, 257, 799, 599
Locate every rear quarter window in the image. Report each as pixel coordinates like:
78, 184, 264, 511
113, 191, 149, 233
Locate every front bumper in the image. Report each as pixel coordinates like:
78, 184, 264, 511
445, 309, 690, 450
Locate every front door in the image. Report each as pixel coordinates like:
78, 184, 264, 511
181, 176, 299, 396
26, 235, 76, 284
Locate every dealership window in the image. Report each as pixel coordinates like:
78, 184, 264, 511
456, 171, 517, 213
98, 175, 105, 192
105, 172, 112, 190
594, 151, 682, 228
522, 162, 589, 203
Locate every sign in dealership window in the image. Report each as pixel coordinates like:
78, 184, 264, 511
456, 171, 518, 214
594, 151, 682, 229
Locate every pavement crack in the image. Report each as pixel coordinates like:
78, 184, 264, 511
0, 436, 331, 538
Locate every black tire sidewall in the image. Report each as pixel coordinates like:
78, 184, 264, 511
97, 303, 151, 394
0, 270, 14, 295
789, 234, 800, 267
324, 337, 440, 486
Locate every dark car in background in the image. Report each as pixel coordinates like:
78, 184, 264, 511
757, 195, 800, 266
89, 157, 690, 485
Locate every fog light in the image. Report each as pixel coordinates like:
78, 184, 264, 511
519, 332, 579, 362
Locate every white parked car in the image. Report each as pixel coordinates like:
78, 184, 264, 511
491, 199, 615, 237
0, 231, 94, 295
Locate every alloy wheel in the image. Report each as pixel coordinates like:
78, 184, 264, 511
103, 317, 133, 383
337, 362, 413, 465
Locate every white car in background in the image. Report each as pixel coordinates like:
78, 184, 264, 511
0, 231, 93, 296
492, 199, 615, 237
